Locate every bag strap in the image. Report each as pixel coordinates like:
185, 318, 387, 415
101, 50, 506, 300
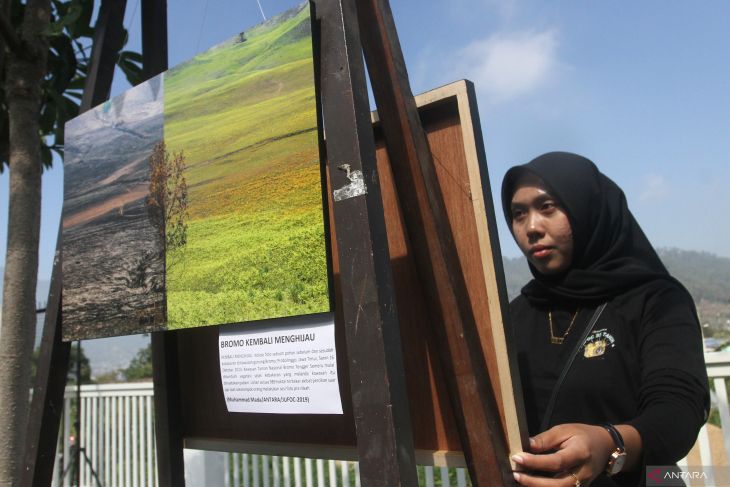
539, 302, 608, 432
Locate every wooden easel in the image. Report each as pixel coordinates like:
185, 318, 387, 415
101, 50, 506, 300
22, 0, 521, 486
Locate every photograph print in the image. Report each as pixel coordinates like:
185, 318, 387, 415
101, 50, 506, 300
62, 75, 166, 340
62, 2, 330, 340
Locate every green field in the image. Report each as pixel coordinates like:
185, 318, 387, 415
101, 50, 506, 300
163, 3, 329, 329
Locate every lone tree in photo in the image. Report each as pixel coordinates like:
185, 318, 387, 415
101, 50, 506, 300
147, 141, 189, 264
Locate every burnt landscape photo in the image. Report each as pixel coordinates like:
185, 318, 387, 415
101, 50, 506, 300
62, 75, 166, 340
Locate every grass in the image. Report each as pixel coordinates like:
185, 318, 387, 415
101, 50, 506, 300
162, 3, 328, 329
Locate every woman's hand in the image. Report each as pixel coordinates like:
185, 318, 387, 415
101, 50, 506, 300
511, 423, 615, 486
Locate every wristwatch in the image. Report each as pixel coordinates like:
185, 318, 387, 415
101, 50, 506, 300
602, 423, 627, 476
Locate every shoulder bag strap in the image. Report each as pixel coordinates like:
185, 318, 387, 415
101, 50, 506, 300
539, 302, 608, 433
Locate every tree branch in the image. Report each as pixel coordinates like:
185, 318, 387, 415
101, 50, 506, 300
0, 11, 22, 54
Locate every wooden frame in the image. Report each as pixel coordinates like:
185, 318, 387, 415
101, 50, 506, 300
371, 80, 527, 465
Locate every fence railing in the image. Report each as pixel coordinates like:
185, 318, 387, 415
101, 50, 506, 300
677, 351, 730, 486
55, 353, 730, 486
221, 455, 469, 487
54, 383, 157, 487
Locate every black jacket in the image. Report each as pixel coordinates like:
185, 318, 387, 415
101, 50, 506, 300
510, 279, 709, 487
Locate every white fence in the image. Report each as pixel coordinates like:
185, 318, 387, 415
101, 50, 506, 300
55, 353, 730, 486
221, 455, 468, 487
54, 383, 157, 487
676, 351, 730, 486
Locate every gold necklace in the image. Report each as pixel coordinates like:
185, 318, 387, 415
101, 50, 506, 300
548, 309, 580, 345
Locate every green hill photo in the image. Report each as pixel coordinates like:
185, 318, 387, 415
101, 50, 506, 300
162, 2, 329, 329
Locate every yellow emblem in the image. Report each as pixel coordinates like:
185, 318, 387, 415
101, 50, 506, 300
584, 339, 607, 358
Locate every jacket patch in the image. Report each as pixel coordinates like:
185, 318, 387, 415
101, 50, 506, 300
582, 328, 615, 358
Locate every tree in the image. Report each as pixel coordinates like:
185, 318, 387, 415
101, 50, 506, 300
94, 369, 122, 384
122, 342, 153, 382
147, 141, 189, 267
93, 342, 154, 384
0, 1, 140, 484
0, 1, 53, 483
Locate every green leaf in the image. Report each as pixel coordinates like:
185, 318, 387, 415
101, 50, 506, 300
65, 90, 83, 100
121, 51, 143, 63
39, 102, 56, 134
67, 0, 95, 38
43, 2, 83, 37
48, 36, 78, 92
40, 143, 52, 170
118, 51, 144, 86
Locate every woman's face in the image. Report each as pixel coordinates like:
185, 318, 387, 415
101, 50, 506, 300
510, 174, 574, 275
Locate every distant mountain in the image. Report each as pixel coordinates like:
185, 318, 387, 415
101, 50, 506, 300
500, 248, 730, 304
657, 248, 730, 303
500, 248, 730, 333
501, 256, 531, 300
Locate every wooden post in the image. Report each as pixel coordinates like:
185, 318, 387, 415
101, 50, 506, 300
20, 1, 128, 485
20, 235, 69, 487
315, 0, 418, 485
355, 1, 516, 485
150, 332, 185, 487
80, 0, 129, 110
141, 0, 168, 81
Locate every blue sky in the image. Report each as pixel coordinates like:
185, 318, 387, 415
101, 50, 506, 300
2, 0, 729, 289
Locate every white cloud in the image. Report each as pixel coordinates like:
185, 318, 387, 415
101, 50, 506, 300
639, 174, 669, 202
453, 29, 559, 103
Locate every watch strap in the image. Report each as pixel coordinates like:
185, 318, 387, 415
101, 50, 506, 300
603, 423, 627, 476
602, 423, 625, 450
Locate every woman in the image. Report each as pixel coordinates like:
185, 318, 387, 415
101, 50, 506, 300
501, 152, 709, 487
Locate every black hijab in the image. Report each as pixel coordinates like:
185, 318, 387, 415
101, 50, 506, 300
501, 152, 679, 306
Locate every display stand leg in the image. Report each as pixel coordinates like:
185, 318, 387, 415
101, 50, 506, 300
20, 1, 128, 484
80, 0, 129, 110
151, 332, 185, 486
316, 0, 418, 485
141, 0, 168, 81
20, 241, 70, 487
355, 1, 515, 485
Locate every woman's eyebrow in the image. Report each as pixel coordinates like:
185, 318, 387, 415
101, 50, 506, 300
531, 193, 555, 205
511, 193, 554, 208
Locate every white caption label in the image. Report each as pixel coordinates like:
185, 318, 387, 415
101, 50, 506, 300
218, 313, 343, 414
